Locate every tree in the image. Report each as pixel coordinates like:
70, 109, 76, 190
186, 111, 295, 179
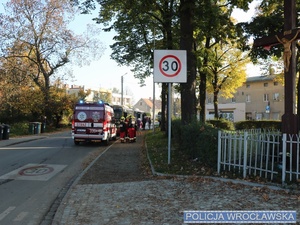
49, 80, 72, 127
73, 0, 255, 125
0, 0, 104, 123
205, 42, 249, 118
92, 89, 112, 103
76, 0, 180, 131
179, 0, 197, 123
194, 0, 253, 123
0, 57, 44, 122
112, 87, 120, 94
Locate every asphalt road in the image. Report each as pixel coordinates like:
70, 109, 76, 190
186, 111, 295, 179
0, 131, 109, 225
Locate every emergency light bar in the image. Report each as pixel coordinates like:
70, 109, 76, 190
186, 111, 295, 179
78, 100, 104, 104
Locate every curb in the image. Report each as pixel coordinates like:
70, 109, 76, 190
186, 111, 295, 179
0, 136, 47, 147
51, 141, 116, 225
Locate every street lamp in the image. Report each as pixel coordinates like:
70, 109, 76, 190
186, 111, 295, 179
121, 73, 127, 106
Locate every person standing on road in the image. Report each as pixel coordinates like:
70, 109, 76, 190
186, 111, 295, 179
136, 118, 141, 131
119, 117, 126, 143
142, 114, 146, 130
127, 115, 136, 142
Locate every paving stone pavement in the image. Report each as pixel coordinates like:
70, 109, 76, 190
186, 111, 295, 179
52, 178, 300, 225
51, 131, 300, 225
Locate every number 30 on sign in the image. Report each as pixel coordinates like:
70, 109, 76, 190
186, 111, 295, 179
154, 50, 187, 83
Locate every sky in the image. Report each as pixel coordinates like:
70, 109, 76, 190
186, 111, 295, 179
231, 0, 259, 23
68, 11, 159, 103
0, 0, 261, 102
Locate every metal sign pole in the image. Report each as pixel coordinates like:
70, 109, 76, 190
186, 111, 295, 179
153, 49, 186, 165
168, 82, 172, 164
153, 29, 156, 133
152, 81, 155, 132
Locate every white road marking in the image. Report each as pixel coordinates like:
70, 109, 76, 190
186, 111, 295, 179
0, 206, 16, 221
13, 211, 29, 221
0, 163, 67, 181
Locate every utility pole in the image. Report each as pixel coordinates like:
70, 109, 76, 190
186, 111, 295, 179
121, 73, 127, 106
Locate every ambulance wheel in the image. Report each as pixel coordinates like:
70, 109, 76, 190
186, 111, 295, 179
104, 138, 109, 146
74, 141, 80, 145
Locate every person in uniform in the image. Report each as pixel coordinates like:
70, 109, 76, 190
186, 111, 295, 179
127, 115, 136, 142
119, 116, 126, 143
125, 115, 132, 142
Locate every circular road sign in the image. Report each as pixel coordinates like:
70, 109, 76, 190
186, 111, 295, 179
154, 50, 187, 83
159, 54, 182, 77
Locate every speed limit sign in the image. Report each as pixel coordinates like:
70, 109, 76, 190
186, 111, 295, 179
154, 50, 187, 83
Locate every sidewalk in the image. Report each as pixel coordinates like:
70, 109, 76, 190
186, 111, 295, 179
0, 129, 71, 148
0, 135, 47, 147
51, 132, 300, 225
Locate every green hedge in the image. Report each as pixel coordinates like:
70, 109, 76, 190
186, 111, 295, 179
9, 122, 31, 136
172, 119, 218, 168
171, 119, 281, 168
234, 120, 281, 130
207, 119, 235, 131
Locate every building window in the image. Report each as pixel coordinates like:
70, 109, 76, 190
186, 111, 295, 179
246, 84, 250, 88
256, 113, 262, 120
231, 97, 236, 103
246, 112, 252, 120
263, 94, 269, 102
264, 83, 268, 87
246, 94, 251, 102
273, 93, 280, 101
207, 97, 212, 104
274, 82, 278, 86
272, 112, 280, 120
139, 101, 143, 106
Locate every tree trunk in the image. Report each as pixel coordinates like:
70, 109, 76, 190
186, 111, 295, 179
213, 91, 219, 119
43, 75, 52, 123
199, 72, 206, 122
199, 38, 211, 123
160, 2, 174, 132
296, 45, 300, 132
180, 0, 197, 124
199, 70, 207, 123
160, 83, 167, 131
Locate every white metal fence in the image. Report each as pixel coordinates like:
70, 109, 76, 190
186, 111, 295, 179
217, 130, 300, 184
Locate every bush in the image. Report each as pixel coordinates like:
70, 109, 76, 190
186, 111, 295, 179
207, 119, 235, 130
172, 120, 219, 168
171, 119, 182, 141
9, 122, 31, 136
7, 121, 65, 137
235, 120, 281, 130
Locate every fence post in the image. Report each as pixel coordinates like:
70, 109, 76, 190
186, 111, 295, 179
243, 132, 248, 178
282, 134, 287, 184
217, 130, 222, 174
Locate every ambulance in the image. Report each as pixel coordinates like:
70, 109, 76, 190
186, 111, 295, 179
72, 101, 117, 145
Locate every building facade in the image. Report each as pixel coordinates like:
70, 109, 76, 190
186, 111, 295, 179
66, 85, 132, 106
111, 93, 132, 106
206, 75, 285, 122
133, 98, 162, 119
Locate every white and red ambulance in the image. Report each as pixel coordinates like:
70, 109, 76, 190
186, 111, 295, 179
72, 101, 117, 145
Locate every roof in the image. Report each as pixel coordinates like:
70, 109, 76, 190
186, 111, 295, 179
139, 98, 161, 109
246, 75, 277, 83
